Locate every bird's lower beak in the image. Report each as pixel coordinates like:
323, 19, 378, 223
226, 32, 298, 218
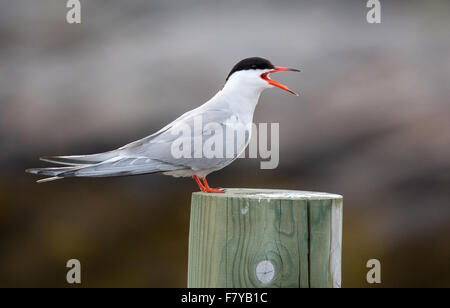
261, 66, 300, 96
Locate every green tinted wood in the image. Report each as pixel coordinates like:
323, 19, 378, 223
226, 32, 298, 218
187, 189, 343, 288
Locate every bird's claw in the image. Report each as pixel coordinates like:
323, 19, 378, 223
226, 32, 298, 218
203, 188, 225, 194
193, 176, 225, 193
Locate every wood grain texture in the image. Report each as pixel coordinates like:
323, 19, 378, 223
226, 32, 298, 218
187, 189, 343, 288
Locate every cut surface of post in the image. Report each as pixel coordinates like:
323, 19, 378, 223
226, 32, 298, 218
187, 188, 343, 288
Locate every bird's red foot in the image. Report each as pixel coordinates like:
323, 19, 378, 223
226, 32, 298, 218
193, 175, 206, 192
201, 177, 225, 193
192, 176, 225, 193
204, 187, 225, 193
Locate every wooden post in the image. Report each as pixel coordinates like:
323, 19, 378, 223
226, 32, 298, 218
187, 189, 343, 288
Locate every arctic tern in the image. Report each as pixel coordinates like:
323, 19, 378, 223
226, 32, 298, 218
26, 57, 300, 193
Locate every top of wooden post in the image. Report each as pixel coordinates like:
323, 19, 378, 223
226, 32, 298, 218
193, 188, 342, 201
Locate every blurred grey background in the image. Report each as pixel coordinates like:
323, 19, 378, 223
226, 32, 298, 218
0, 0, 449, 287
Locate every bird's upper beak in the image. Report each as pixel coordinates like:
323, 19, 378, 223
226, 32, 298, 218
260, 66, 300, 96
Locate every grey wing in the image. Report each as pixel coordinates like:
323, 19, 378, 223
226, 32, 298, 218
117, 106, 202, 150
122, 109, 251, 171
27, 107, 249, 181
57, 156, 184, 178
27, 156, 185, 180
38, 107, 202, 166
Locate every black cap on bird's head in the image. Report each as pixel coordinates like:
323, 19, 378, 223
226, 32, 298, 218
226, 57, 300, 96
226, 57, 275, 80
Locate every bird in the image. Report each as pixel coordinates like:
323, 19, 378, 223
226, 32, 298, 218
26, 57, 300, 193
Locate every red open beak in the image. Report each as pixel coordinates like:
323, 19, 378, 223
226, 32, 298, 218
260, 66, 300, 96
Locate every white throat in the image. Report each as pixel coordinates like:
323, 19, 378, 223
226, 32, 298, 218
213, 69, 271, 120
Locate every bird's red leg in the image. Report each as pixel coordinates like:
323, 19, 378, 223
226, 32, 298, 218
201, 177, 225, 193
193, 175, 206, 192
